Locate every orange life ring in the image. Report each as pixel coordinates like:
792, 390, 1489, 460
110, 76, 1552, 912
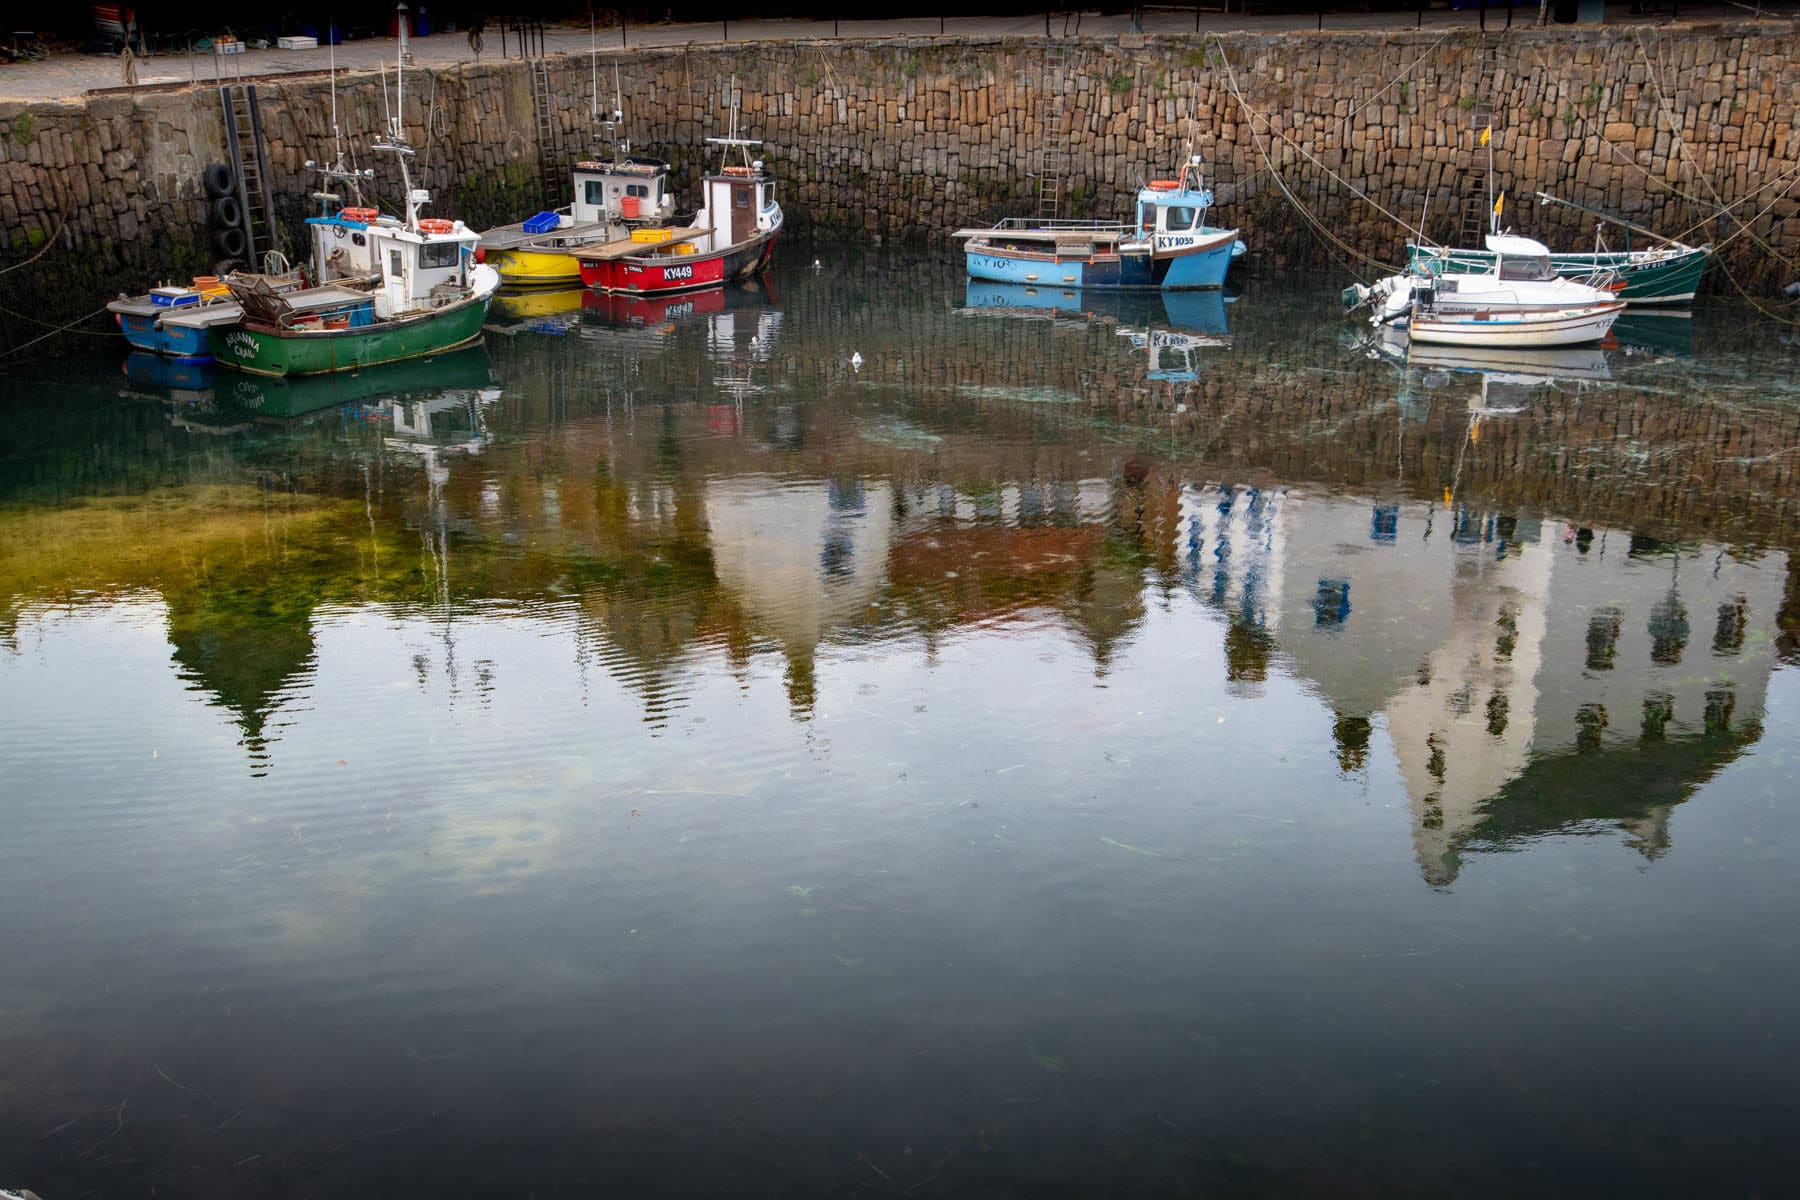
1148, 179, 1181, 190
417, 218, 455, 234
341, 206, 380, 223
722, 165, 753, 177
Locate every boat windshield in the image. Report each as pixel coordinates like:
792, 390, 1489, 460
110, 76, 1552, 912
1497, 254, 1556, 281
1162, 206, 1199, 232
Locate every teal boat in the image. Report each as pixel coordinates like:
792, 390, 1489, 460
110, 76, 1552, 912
1408, 191, 1710, 306
1407, 240, 1710, 305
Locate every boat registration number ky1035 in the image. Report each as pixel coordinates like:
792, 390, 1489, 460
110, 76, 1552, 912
662, 265, 694, 281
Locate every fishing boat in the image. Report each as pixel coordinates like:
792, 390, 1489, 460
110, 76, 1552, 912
203, 68, 498, 377
1408, 193, 1711, 305
107, 277, 247, 360
574, 134, 781, 296
477, 98, 677, 287
952, 154, 1245, 291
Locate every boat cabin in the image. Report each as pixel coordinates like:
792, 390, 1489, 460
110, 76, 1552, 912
570, 156, 674, 225
1485, 234, 1559, 282
305, 206, 386, 282
362, 219, 480, 319
1135, 181, 1217, 241
692, 156, 782, 256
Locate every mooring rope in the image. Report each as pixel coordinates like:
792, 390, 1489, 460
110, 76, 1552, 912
1210, 35, 1404, 279
0, 305, 113, 359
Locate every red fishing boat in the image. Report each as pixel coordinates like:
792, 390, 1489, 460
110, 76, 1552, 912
575, 135, 781, 296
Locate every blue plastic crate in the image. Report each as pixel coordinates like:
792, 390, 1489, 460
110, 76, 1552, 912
522, 211, 560, 235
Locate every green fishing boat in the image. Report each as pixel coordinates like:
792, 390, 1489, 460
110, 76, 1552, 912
1408, 191, 1711, 305
205, 54, 499, 378
208, 279, 493, 377
1407, 241, 1710, 305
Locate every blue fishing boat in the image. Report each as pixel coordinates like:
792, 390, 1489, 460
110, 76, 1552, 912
953, 156, 1245, 291
106, 281, 243, 360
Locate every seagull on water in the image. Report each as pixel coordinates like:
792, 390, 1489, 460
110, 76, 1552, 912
850, 351, 863, 372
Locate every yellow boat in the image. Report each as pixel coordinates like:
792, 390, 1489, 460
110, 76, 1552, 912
478, 151, 678, 287
485, 245, 586, 286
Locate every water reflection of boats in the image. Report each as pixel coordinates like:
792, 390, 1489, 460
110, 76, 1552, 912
213, 344, 500, 420
1368, 326, 1612, 383
488, 287, 588, 334
960, 281, 1232, 336
577, 279, 782, 359
121, 351, 215, 402
1610, 310, 1694, 357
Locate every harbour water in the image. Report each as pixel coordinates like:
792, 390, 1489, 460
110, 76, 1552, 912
3, 251, 1799, 1198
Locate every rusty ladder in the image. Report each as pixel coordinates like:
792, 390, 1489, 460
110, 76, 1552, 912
220, 84, 280, 268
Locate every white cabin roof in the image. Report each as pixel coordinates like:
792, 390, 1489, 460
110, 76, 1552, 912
1485, 233, 1552, 256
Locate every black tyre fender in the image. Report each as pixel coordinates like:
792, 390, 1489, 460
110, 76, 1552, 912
211, 194, 243, 229
203, 162, 235, 199
213, 225, 247, 258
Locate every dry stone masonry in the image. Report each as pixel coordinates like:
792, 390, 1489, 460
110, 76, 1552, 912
1, 22, 1796, 323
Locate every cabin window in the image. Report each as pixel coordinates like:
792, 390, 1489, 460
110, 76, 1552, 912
418, 239, 461, 270
627, 184, 648, 198
351, 233, 366, 247
1498, 255, 1555, 281
735, 187, 750, 208
586, 181, 605, 205
387, 249, 403, 279
1162, 206, 1198, 232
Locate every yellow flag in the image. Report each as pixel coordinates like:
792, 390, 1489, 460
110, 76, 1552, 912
1480, 123, 1491, 146
1494, 191, 1505, 219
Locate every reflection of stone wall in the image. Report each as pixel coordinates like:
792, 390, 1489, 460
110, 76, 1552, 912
4, 24, 1798, 331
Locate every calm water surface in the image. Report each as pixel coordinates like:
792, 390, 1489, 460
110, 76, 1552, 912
3, 252, 1800, 1198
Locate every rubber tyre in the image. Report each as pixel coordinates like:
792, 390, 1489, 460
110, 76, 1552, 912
213, 225, 247, 259
211, 195, 243, 229
203, 162, 235, 199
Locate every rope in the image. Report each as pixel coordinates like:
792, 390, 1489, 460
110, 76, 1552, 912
0, 306, 112, 359
0, 214, 68, 276
1210, 35, 1402, 279
1630, 31, 1799, 274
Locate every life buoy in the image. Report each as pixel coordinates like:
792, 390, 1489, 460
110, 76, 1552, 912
722, 165, 753, 177
417, 218, 455, 234
1148, 179, 1181, 190
341, 206, 379, 223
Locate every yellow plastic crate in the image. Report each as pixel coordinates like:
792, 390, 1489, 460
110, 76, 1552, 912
674, 242, 695, 255
631, 228, 673, 244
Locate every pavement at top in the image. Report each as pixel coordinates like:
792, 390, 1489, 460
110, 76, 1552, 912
0, 5, 1780, 103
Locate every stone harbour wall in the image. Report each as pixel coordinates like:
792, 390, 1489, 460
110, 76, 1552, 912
1, 22, 1797, 330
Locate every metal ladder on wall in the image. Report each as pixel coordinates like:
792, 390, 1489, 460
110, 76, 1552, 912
220, 85, 279, 268
530, 58, 561, 207
1458, 40, 1503, 247
1037, 44, 1068, 220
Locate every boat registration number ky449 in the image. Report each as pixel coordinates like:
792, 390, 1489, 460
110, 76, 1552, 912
662, 265, 694, 281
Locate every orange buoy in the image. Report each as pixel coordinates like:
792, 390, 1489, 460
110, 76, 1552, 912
341, 206, 380, 223
722, 165, 753, 177
1148, 179, 1181, 190
416, 218, 455, 234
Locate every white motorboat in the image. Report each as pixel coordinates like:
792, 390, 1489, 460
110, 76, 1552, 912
1350, 235, 1621, 327
1405, 301, 1624, 348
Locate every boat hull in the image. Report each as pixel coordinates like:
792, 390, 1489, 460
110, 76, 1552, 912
114, 310, 214, 360
578, 231, 777, 295
964, 228, 1240, 291
1407, 303, 1624, 348
206, 296, 492, 377
488, 245, 584, 286
1408, 243, 1710, 304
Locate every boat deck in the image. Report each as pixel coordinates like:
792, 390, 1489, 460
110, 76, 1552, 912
574, 227, 712, 262
158, 304, 249, 330
479, 218, 612, 251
